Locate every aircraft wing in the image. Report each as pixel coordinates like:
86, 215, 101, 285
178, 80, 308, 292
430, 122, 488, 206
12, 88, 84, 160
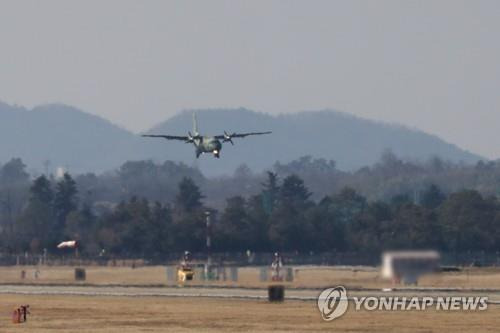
141, 134, 191, 141
215, 131, 271, 139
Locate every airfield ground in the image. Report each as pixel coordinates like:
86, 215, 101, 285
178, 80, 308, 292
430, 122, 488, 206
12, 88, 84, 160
2, 266, 500, 332
1, 265, 500, 289
1, 294, 499, 333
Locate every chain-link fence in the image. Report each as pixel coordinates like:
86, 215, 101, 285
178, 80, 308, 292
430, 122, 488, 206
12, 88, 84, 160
1, 251, 499, 267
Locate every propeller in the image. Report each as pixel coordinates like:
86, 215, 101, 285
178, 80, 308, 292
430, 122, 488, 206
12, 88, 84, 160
223, 131, 234, 145
187, 132, 194, 143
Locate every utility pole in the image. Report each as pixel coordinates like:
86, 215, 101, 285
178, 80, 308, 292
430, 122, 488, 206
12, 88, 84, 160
205, 211, 212, 278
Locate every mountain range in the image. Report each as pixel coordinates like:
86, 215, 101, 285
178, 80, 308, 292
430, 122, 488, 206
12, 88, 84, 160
0, 101, 483, 176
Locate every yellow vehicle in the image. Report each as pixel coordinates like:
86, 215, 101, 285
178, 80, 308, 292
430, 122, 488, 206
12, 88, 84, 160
177, 266, 194, 282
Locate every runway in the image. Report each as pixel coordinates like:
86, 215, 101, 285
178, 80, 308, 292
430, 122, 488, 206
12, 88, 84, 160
1, 284, 500, 304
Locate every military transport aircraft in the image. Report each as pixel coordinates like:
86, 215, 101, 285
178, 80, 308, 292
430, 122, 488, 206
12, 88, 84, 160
141, 113, 271, 158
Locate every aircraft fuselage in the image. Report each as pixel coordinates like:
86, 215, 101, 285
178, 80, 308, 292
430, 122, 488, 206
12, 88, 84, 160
193, 136, 223, 158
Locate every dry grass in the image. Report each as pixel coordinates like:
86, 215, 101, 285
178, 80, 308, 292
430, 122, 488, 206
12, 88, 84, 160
4, 266, 500, 289
2, 265, 500, 289
2, 265, 498, 332
0, 294, 499, 332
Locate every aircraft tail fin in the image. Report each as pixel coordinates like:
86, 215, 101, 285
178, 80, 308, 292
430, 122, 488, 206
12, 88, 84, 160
192, 112, 199, 136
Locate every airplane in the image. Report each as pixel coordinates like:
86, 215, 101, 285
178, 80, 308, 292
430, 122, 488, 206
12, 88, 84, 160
141, 113, 271, 158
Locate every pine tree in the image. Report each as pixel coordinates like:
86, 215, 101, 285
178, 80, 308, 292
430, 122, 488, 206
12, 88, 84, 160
175, 177, 203, 212
53, 173, 78, 242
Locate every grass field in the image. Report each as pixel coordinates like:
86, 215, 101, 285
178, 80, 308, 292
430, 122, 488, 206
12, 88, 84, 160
1, 294, 499, 332
2, 266, 500, 332
2, 265, 500, 289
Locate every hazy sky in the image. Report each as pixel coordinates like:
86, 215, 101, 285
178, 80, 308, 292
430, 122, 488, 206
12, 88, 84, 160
0, 1, 499, 158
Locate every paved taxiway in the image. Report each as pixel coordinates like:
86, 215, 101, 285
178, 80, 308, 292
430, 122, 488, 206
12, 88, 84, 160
1, 284, 500, 304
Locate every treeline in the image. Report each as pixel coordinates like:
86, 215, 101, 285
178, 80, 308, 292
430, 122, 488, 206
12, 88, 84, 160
73, 151, 500, 208
1, 158, 500, 255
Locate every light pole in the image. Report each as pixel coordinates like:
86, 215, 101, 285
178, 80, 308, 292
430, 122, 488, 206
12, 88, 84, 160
206, 211, 212, 260
205, 211, 212, 278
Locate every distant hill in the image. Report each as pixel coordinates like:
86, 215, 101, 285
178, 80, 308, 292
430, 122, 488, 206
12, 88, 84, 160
0, 102, 484, 175
0, 102, 148, 174
146, 108, 483, 175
